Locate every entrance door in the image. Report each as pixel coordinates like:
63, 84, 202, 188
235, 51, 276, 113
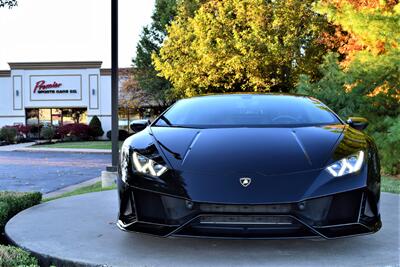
51, 109, 62, 127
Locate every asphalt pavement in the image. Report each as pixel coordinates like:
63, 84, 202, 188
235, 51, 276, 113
6, 190, 400, 267
0, 151, 110, 193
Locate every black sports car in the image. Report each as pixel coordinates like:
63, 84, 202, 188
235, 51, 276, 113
118, 94, 381, 239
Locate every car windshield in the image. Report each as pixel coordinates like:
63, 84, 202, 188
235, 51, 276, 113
154, 95, 341, 128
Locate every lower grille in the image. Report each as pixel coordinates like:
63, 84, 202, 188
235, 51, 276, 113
199, 203, 292, 213
199, 215, 293, 225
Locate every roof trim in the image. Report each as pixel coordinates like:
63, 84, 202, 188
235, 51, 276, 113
8, 61, 103, 70
100, 68, 133, 76
100, 68, 112, 76
0, 70, 11, 77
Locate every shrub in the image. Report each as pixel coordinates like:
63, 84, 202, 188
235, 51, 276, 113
40, 127, 55, 142
0, 192, 42, 230
57, 124, 71, 140
57, 123, 90, 141
70, 124, 90, 140
0, 245, 38, 267
373, 118, 400, 175
0, 127, 17, 144
0, 192, 41, 266
29, 125, 40, 135
89, 116, 104, 139
0, 203, 8, 231
107, 129, 130, 141
14, 125, 31, 137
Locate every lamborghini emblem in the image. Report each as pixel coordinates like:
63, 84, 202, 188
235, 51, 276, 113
240, 177, 252, 187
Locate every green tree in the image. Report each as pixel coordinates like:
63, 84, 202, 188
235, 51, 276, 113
153, 0, 331, 97
132, 0, 178, 105
298, 0, 400, 174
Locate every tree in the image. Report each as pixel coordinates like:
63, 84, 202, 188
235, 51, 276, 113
88, 116, 104, 139
131, 0, 178, 105
297, 0, 400, 174
0, 0, 17, 8
153, 0, 331, 97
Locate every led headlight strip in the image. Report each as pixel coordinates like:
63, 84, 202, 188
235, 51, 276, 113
132, 151, 168, 177
326, 151, 364, 177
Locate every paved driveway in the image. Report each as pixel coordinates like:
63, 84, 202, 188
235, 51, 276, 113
6, 191, 400, 267
0, 151, 110, 193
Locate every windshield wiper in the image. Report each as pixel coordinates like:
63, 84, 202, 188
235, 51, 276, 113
158, 115, 173, 126
156, 116, 203, 129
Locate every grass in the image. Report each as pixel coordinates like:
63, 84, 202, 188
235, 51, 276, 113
43, 181, 116, 202
37, 141, 123, 150
382, 176, 400, 194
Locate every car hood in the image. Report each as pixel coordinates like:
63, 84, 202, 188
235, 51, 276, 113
150, 125, 345, 175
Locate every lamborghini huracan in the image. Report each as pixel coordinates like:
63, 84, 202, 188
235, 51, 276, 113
117, 94, 381, 239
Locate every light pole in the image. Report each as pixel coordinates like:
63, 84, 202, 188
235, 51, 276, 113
104, 0, 119, 179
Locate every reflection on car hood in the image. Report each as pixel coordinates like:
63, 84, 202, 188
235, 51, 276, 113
150, 125, 345, 175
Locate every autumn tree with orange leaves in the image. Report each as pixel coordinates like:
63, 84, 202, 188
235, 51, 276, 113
298, 0, 400, 174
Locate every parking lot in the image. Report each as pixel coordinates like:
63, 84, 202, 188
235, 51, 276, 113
0, 151, 110, 193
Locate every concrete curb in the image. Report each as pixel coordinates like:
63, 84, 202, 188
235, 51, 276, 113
43, 177, 102, 199
15, 147, 112, 154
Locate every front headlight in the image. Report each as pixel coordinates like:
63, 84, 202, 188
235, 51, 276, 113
132, 151, 168, 177
326, 151, 365, 177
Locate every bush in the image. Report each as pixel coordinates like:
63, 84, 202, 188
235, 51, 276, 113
0, 245, 38, 266
70, 124, 90, 140
0, 203, 8, 231
29, 125, 40, 135
0, 193, 41, 266
14, 125, 31, 137
0, 192, 42, 230
89, 116, 104, 139
106, 129, 130, 141
40, 127, 55, 142
373, 118, 400, 175
0, 127, 17, 144
57, 123, 90, 141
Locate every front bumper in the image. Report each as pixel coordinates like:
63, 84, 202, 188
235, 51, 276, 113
117, 186, 381, 239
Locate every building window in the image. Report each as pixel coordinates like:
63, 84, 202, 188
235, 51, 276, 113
39, 109, 52, 127
25, 108, 87, 129
26, 109, 39, 126
62, 108, 87, 124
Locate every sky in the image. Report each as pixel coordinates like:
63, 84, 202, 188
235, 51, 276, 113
0, 0, 155, 69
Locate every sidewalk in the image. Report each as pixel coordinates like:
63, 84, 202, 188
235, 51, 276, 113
0, 142, 36, 152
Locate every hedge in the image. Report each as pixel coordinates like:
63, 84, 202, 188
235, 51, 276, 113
0, 192, 42, 266
0, 192, 42, 230
0, 245, 38, 266
106, 129, 130, 141
0, 127, 17, 144
40, 127, 55, 142
57, 123, 90, 141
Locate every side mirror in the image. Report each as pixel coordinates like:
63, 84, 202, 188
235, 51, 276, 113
346, 117, 368, 131
130, 119, 150, 133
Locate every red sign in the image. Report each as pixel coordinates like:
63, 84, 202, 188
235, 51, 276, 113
33, 80, 63, 93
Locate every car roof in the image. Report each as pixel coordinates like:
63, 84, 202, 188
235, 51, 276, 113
181, 93, 315, 101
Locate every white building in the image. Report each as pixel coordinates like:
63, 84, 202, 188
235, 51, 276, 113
0, 61, 114, 135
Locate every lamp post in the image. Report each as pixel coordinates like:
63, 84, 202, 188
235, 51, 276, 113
103, 0, 119, 185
